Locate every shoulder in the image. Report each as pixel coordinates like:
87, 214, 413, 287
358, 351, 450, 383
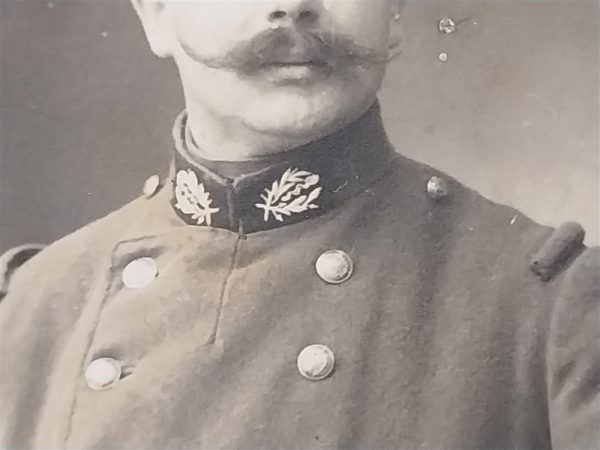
387, 152, 550, 242
0, 178, 170, 303
556, 246, 599, 312
549, 245, 599, 353
546, 245, 599, 448
386, 152, 589, 282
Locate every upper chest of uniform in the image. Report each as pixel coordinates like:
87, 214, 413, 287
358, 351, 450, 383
0, 160, 561, 449
53, 178, 553, 446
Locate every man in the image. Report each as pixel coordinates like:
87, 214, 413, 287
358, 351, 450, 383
1, 0, 598, 448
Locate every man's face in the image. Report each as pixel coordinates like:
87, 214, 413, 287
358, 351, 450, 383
136, 0, 399, 141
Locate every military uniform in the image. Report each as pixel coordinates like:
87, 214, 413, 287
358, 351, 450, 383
1, 103, 598, 449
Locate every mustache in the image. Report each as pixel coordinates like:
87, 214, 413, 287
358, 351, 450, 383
182, 27, 390, 74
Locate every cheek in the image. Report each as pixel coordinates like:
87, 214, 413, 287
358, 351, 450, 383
325, 0, 391, 50
168, 3, 257, 57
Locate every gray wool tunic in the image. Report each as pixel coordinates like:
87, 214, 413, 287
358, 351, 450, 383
1, 106, 598, 449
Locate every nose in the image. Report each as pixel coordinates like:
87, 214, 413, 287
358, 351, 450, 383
267, 0, 321, 27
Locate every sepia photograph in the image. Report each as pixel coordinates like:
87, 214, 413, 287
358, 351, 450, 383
0, 0, 598, 448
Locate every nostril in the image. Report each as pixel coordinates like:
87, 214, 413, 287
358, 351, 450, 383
269, 10, 287, 21
297, 10, 317, 24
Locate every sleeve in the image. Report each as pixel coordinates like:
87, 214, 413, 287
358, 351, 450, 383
547, 246, 600, 449
0, 243, 45, 300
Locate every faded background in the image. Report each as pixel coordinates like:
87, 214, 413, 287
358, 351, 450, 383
0, 0, 598, 252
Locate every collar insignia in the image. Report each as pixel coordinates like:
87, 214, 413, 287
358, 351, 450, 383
174, 169, 220, 226
168, 101, 394, 233
255, 168, 322, 222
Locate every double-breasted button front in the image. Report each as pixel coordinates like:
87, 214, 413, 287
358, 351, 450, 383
297, 344, 335, 381
122, 257, 158, 289
85, 357, 122, 390
315, 250, 353, 284
426, 176, 449, 200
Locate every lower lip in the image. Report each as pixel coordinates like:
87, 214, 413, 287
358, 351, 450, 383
259, 63, 330, 84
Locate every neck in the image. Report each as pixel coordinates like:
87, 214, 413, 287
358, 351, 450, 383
170, 100, 393, 233
183, 102, 327, 163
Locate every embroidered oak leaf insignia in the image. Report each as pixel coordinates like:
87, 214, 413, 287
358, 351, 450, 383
255, 168, 322, 222
174, 169, 220, 226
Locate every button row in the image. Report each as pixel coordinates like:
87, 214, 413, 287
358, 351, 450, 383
122, 249, 356, 289
86, 343, 335, 390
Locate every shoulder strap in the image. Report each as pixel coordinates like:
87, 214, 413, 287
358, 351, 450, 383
530, 222, 585, 281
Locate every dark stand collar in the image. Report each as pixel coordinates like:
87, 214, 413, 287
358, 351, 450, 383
170, 102, 394, 233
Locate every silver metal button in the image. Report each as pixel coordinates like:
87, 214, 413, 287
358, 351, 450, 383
427, 176, 449, 200
438, 52, 448, 62
85, 357, 122, 390
297, 344, 335, 381
438, 17, 456, 34
315, 250, 353, 284
143, 174, 161, 198
122, 257, 158, 289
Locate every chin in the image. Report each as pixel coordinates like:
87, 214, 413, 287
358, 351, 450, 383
240, 82, 377, 141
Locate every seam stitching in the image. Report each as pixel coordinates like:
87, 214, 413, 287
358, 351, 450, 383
207, 235, 242, 345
